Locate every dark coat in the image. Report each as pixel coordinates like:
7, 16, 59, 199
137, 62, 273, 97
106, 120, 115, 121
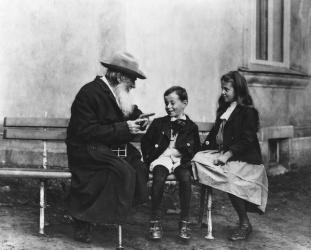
203, 105, 262, 165
66, 76, 148, 224
141, 115, 201, 167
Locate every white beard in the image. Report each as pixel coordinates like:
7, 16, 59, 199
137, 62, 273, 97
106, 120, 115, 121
114, 83, 135, 117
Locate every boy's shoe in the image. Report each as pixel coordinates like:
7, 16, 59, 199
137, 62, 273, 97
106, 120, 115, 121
73, 219, 93, 243
229, 223, 252, 241
149, 220, 163, 240
178, 220, 191, 240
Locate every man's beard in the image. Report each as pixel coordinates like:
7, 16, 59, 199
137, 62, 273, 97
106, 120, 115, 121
114, 83, 135, 117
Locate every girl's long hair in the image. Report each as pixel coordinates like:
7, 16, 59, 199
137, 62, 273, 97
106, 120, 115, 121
217, 71, 259, 131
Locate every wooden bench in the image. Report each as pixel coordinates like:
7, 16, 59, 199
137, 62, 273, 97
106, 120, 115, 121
1, 117, 214, 248
1, 117, 71, 236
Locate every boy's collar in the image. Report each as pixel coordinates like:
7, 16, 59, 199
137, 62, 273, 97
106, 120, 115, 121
170, 114, 186, 121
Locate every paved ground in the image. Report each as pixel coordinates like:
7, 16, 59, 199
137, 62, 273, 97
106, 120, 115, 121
0, 166, 310, 250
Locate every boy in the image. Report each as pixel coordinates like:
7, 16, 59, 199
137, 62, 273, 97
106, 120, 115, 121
141, 86, 200, 240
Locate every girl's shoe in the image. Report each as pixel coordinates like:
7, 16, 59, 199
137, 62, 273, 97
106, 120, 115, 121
229, 223, 252, 241
149, 220, 163, 240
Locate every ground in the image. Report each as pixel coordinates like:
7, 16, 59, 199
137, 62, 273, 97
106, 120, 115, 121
0, 167, 310, 250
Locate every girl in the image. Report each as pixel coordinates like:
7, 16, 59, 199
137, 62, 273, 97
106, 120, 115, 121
192, 71, 268, 240
141, 86, 200, 241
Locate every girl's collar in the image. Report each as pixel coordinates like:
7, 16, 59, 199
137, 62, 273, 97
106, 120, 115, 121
220, 102, 237, 120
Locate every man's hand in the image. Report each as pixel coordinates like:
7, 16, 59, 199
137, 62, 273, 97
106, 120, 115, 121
127, 118, 148, 134
138, 113, 154, 130
213, 151, 233, 166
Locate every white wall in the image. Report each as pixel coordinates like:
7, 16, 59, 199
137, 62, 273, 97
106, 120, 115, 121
125, 0, 248, 121
0, 0, 309, 127
0, 0, 125, 119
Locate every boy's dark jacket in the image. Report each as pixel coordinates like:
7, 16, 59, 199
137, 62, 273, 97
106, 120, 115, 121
141, 115, 201, 166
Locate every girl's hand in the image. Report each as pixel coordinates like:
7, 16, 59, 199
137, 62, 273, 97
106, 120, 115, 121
213, 151, 233, 166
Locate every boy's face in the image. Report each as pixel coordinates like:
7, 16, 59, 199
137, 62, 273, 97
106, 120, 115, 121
164, 92, 188, 118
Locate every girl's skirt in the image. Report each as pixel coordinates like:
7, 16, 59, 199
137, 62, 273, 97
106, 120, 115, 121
192, 150, 268, 213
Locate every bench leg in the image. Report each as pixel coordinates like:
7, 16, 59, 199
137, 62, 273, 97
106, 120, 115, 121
116, 224, 124, 250
39, 180, 46, 235
198, 184, 207, 226
205, 186, 214, 240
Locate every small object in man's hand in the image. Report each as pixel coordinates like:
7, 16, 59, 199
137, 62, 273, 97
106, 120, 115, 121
139, 113, 155, 119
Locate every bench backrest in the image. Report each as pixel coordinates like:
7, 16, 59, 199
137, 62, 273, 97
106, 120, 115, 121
3, 117, 68, 141
3, 117, 213, 143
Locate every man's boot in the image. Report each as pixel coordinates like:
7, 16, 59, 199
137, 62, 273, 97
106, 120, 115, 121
73, 218, 93, 243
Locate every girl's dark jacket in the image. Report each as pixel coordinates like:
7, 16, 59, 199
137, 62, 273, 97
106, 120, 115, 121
141, 115, 201, 167
203, 105, 263, 165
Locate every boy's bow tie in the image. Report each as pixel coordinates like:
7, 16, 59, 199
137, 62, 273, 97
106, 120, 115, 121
171, 119, 186, 135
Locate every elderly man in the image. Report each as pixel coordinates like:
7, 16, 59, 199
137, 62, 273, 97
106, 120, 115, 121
66, 52, 149, 243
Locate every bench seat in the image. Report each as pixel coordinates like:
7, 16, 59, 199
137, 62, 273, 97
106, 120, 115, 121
0, 168, 71, 179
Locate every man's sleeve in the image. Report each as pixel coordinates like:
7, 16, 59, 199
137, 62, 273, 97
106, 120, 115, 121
70, 90, 132, 145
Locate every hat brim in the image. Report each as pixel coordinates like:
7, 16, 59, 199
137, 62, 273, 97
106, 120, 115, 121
101, 62, 146, 79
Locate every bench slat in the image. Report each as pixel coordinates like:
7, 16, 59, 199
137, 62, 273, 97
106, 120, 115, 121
4, 127, 67, 140
4, 117, 69, 128
0, 168, 71, 178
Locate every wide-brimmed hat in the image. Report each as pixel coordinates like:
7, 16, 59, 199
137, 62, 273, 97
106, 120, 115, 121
101, 51, 146, 79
